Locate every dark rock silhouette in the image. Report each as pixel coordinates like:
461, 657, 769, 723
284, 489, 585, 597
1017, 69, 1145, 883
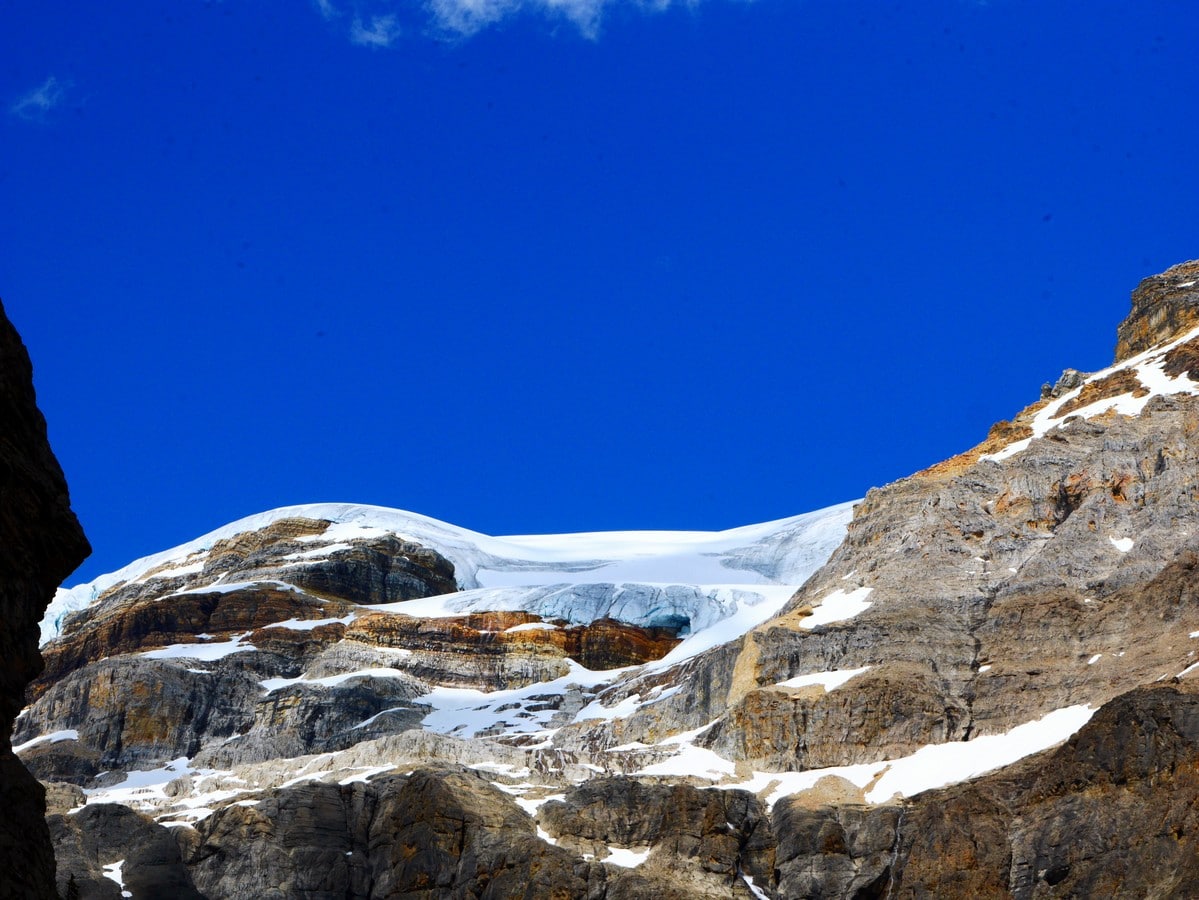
0, 300, 89, 899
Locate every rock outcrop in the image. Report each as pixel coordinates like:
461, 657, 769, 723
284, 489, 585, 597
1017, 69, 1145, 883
51, 803, 203, 900
178, 767, 606, 899
0, 301, 90, 899
1114, 258, 1199, 361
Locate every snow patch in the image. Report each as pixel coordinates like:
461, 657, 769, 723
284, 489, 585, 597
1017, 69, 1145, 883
170, 579, 306, 597
775, 666, 870, 692
260, 668, 407, 693
635, 722, 734, 780
260, 614, 357, 631
338, 765, 395, 784
143, 559, 205, 580
102, 860, 131, 898
504, 621, 560, 633
800, 587, 873, 629
743, 873, 770, 900
281, 542, 354, 560
351, 706, 415, 730
604, 846, 651, 868
810, 705, 1094, 806
418, 660, 622, 738
12, 729, 79, 754
142, 632, 255, 662
85, 757, 204, 808
1110, 536, 1134, 553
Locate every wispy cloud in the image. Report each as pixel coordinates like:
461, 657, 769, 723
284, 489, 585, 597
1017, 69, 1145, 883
427, 0, 520, 37
430, 0, 701, 38
350, 13, 403, 47
313, 0, 341, 20
10, 76, 70, 122
429, 0, 613, 38
318, 0, 696, 46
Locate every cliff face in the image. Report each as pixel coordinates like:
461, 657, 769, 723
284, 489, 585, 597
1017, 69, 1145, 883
0, 301, 90, 899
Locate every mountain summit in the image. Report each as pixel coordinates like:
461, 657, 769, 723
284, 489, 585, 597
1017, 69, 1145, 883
21, 261, 1199, 898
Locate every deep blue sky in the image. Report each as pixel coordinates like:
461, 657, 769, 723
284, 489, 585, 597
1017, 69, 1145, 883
3, 0, 1197, 585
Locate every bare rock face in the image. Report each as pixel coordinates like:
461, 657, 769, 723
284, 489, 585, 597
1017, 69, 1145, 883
179, 767, 604, 900
177, 766, 781, 899
20, 659, 267, 770
0, 301, 90, 899
772, 800, 901, 898
50, 803, 204, 900
540, 777, 776, 896
36, 584, 357, 694
1114, 258, 1199, 361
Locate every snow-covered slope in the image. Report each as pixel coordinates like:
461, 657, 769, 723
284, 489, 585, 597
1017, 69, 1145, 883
43, 500, 856, 645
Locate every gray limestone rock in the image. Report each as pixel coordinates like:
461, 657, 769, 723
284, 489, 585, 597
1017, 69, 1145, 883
51, 803, 204, 900
180, 766, 599, 900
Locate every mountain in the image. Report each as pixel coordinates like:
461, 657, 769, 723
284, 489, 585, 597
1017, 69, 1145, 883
16, 259, 1199, 898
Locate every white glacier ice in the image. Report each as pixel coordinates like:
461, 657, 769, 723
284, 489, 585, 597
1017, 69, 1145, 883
43, 500, 856, 645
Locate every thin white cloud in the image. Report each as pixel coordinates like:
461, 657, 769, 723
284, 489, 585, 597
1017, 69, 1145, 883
10, 76, 69, 121
318, 0, 698, 45
350, 13, 403, 47
427, 0, 521, 36
313, 0, 341, 20
428, 0, 703, 39
430, 0, 608, 37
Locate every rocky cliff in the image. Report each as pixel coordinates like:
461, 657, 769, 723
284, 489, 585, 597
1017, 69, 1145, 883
23, 260, 1199, 897
0, 301, 90, 899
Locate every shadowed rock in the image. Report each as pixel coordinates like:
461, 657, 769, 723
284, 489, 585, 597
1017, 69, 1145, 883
0, 300, 90, 898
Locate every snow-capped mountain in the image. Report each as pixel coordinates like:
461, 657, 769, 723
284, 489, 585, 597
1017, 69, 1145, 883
11, 259, 1199, 899
43, 499, 854, 645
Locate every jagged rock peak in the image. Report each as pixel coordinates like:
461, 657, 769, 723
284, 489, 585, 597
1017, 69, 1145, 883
1114, 258, 1199, 362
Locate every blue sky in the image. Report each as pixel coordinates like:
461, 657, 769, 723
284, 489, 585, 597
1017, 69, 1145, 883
3, 0, 1197, 585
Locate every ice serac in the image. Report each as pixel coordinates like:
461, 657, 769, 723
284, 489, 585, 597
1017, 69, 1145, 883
0, 300, 90, 899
